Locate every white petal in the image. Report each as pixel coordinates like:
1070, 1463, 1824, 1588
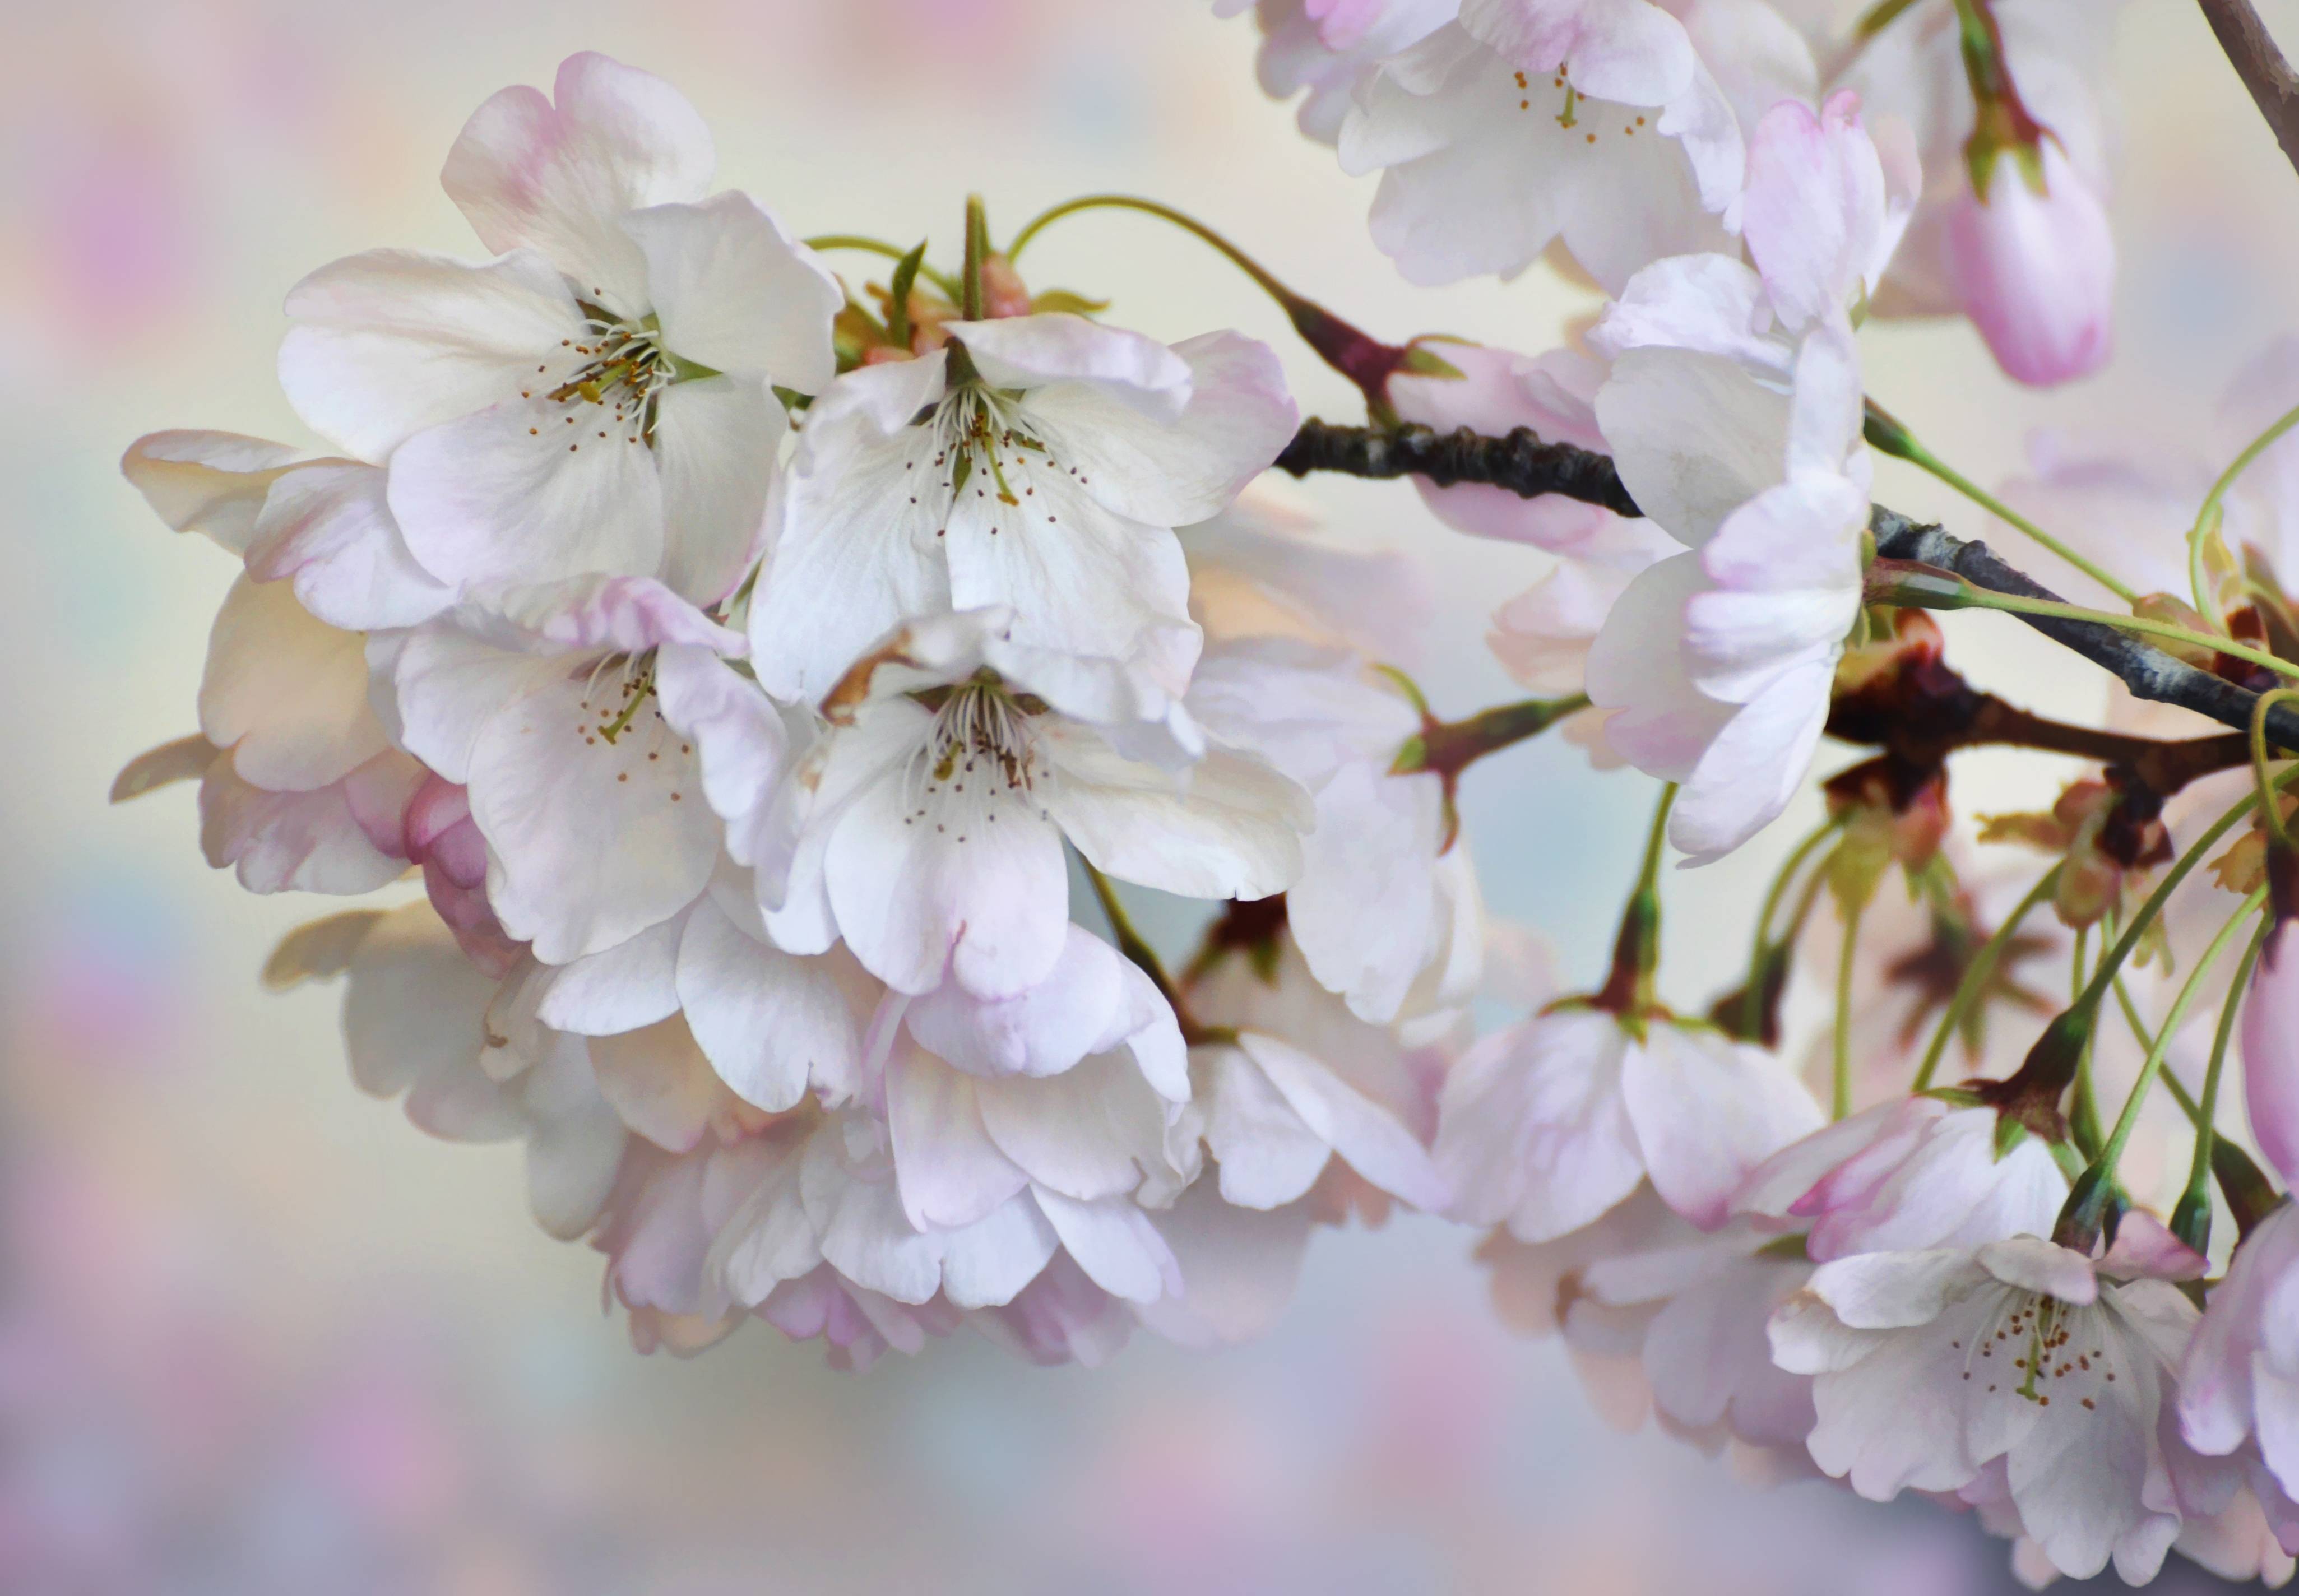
1201, 1041, 1335, 1208
622, 191, 839, 389
902, 922, 1129, 1078
1620, 1023, 1824, 1228
801, 1124, 944, 1305
198, 759, 406, 895
244, 462, 452, 631
938, 1195, 1062, 1309
1032, 1189, 1181, 1304
279, 247, 581, 460
120, 430, 302, 555
341, 903, 498, 1106
650, 374, 783, 606
200, 574, 387, 791
1240, 1031, 1450, 1210
1135, 1177, 1314, 1347
588, 1015, 726, 1153
442, 52, 713, 317
536, 913, 683, 1035
975, 1051, 1166, 1201
884, 1044, 1030, 1230
1044, 727, 1309, 902
1595, 346, 1791, 545
675, 894, 860, 1113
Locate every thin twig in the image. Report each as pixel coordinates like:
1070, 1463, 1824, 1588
2197, 0, 2299, 180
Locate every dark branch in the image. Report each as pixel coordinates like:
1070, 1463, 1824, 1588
1274, 419, 1640, 516
2196, 0, 2299, 180
1282, 416, 2299, 755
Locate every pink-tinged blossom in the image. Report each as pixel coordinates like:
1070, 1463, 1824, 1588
747, 314, 1295, 705
1181, 479, 1437, 662
1438, 1004, 1824, 1240
1734, 1096, 2069, 1263
2243, 922, 2299, 1186
281, 53, 840, 607
1946, 139, 2113, 386
1220, 0, 1461, 143
2181, 1199, 2299, 1521
750, 608, 1309, 999
1770, 1234, 2203, 1583
1336, 0, 1779, 293
385, 574, 756, 964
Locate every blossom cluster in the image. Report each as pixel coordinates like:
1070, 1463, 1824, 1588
113, 3, 2299, 1585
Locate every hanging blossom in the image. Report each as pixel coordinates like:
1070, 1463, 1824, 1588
1217, 0, 1462, 143
747, 312, 1297, 704
1334, 0, 1809, 292
281, 52, 841, 606
1582, 92, 1909, 863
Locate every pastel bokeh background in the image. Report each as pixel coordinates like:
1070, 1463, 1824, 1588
8, 2, 2299, 1590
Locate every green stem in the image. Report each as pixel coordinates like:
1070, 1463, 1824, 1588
2252, 688, 2299, 848
1738, 815, 1846, 1038
961, 196, 989, 322
1913, 865, 2061, 1091
2175, 920, 2271, 1249
1405, 693, 1589, 777
2087, 886, 2266, 1195
1079, 857, 1185, 1024
1864, 402, 2139, 603
803, 235, 962, 298
1833, 896, 1867, 1119
1594, 784, 1678, 1021
1879, 566, 2299, 682
2193, 398, 2299, 626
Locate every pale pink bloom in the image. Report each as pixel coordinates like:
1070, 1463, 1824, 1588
282, 53, 839, 605
121, 430, 450, 631
1946, 139, 2113, 386
1734, 1096, 2069, 1263
2243, 922, 2299, 1187
1186, 638, 1483, 1022
972, 1253, 1137, 1367
751, 609, 1308, 999
384, 574, 756, 965
1587, 318, 1870, 862
747, 313, 1295, 704
1220, 0, 1460, 143
401, 776, 522, 977
2181, 1200, 2299, 1520
1438, 1003, 1824, 1240
1337, 0, 1788, 291
268, 902, 629, 1238
1176, 924, 1453, 1217
1771, 1233, 2203, 1583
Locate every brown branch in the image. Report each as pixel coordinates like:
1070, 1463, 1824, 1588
2197, 0, 2299, 179
1281, 416, 2299, 755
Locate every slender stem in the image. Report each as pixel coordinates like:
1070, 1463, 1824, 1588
1008, 194, 1287, 291
2069, 926, 2105, 1159
803, 235, 962, 298
960, 196, 989, 321
1080, 857, 1187, 1025
1914, 865, 2061, 1091
2253, 689, 2299, 848
2111, 962, 2286, 1240
2193, 398, 2299, 625
2177, 920, 2271, 1247
1739, 816, 1846, 1038
1407, 693, 1589, 777
1593, 784, 1679, 1019
1833, 896, 1866, 1119
1865, 402, 2140, 602
2194, 0, 2299, 185
1883, 574, 2299, 684
2089, 887, 2267, 1189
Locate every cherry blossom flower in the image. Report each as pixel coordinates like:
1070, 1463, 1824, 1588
1220, 0, 1461, 142
2244, 920, 2299, 1187
1733, 1095, 2069, 1263
1336, 0, 1802, 291
1439, 1002, 1824, 1240
1770, 1232, 2205, 1582
1946, 137, 2113, 386
2180, 1199, 2299, 1543
747, 314, 1296, 704
748, 607, 1309, 998
280, 53, 840, 606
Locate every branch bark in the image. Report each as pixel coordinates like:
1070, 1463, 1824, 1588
1280, 416, 2299, 755
2197, 0, 2299, 180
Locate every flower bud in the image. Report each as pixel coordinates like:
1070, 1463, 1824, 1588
1946, 140, 2113, 387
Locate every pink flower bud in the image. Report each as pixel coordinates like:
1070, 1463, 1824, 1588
2241, 920, 2299, 1185
1946, 140, 2114, 387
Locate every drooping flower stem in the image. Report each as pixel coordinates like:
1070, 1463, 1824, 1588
2110, 963, 2285, 1238
1913, 864, 2061, 1092
1002, 194, 1441, 416
1734, 815, 1847, 1042
2251, 687, 2299, 847
1864, 401, 2138, 603
1398, 692, 1590, 779
2058, 885, 2267, 1251
2191, 397, 2299, 627
1591, 783, 1678, 1025
2172, 921, 2273, 1251
1832, 894, 1867, 1119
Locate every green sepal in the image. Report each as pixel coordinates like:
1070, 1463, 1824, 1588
886, 239, 928, 350
1030, 289, 1111, 317
1396, 344, 1465, 380
1992, 1111, 2029, 1162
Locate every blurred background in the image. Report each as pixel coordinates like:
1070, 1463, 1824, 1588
7, 2, 2299, 1590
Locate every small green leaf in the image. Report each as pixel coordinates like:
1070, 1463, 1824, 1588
1396, 344, 1465, 380
1992, 1112, 2029, 1162
1030, 288, 1111, 317
886, 240, 928, 351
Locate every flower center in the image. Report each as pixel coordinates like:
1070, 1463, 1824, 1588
1952, 1289, 2120, 1412
1510, 65, 1646, 146
533, 313, 681, 450
923, 382, 1080, 536
897, 676, 1049, 844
